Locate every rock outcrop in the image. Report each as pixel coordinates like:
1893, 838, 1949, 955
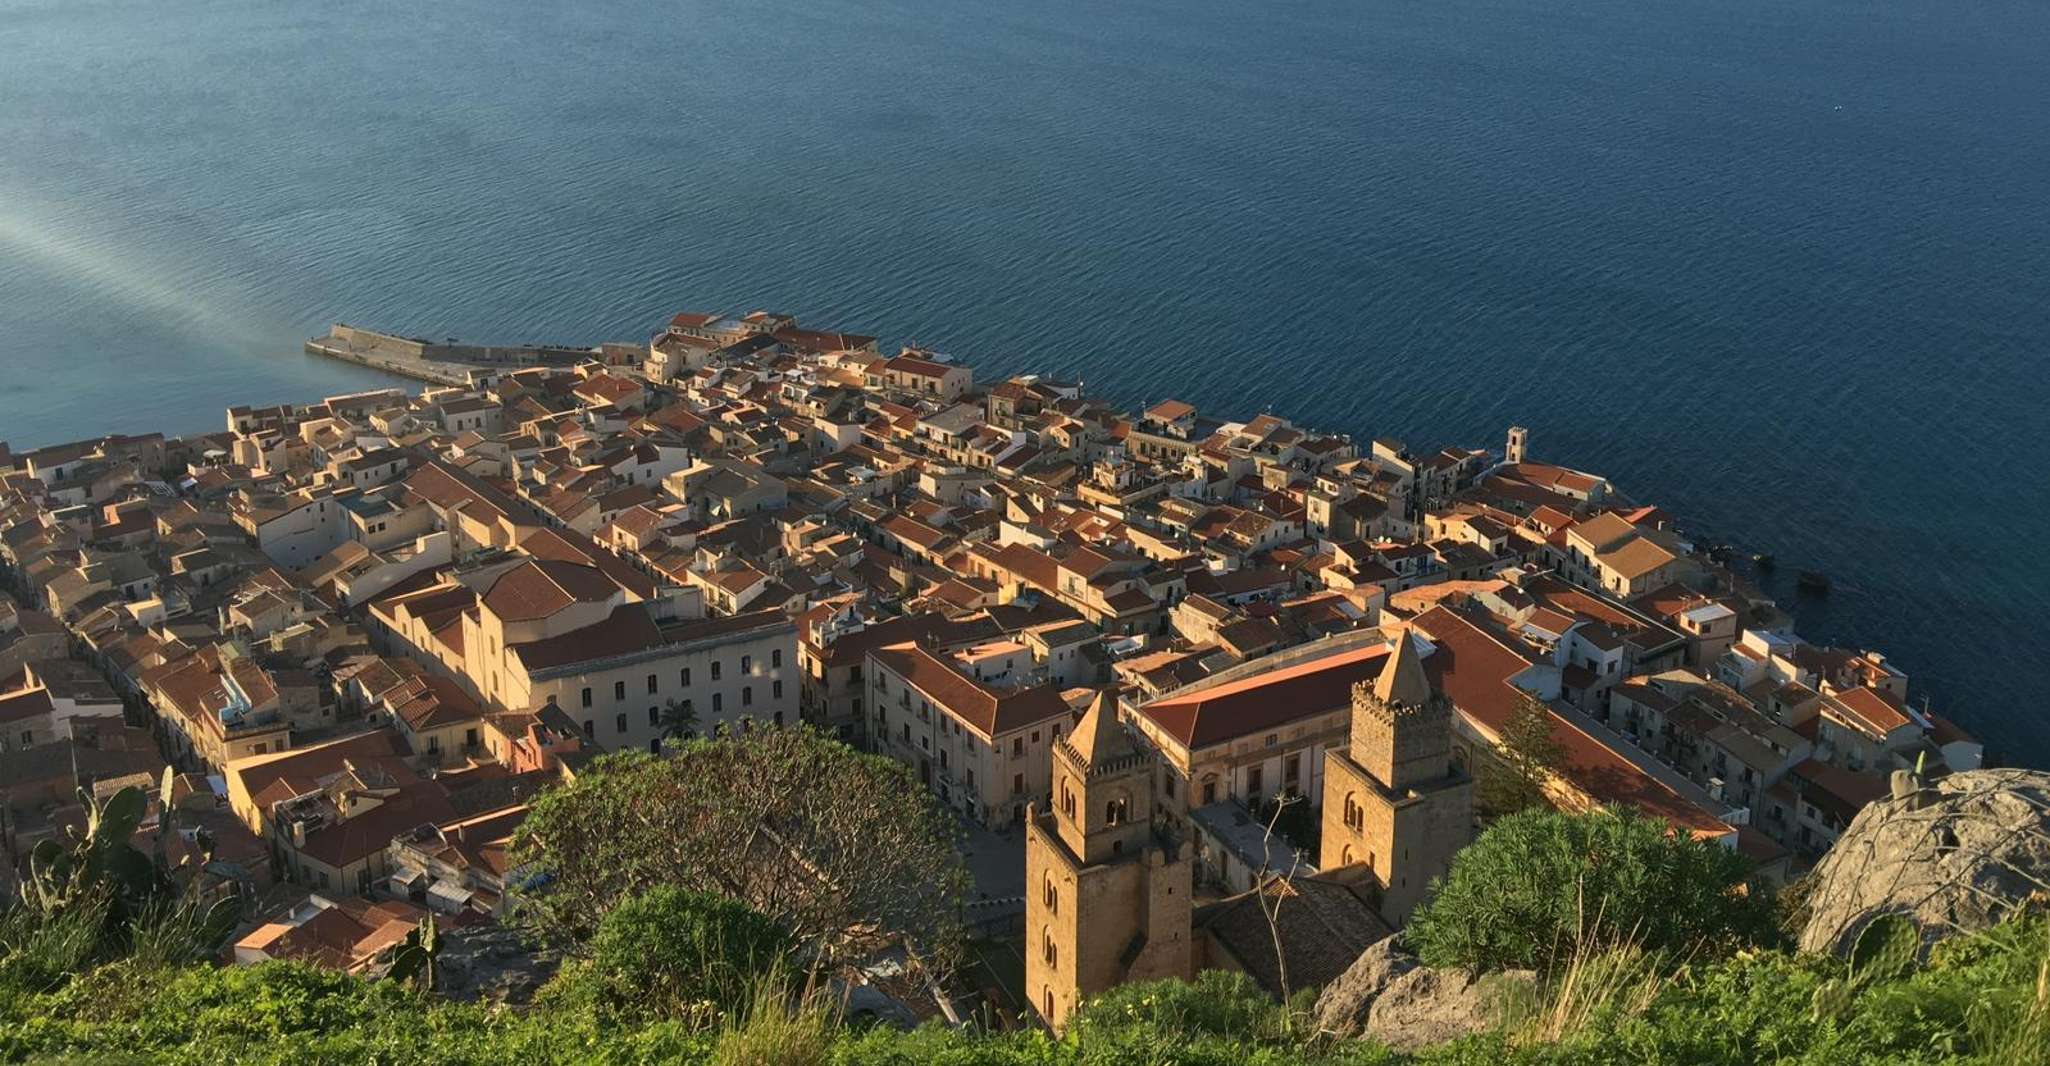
1312, 936, 1419, 1038
1312, 935, 1534, 1050
1798, 768, 2050, 956
432, 924, 564, 1005
1365, 965, 1535, 1052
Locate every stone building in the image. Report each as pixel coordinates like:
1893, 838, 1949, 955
1025, 693, 1193, 1031
1318, 633, 1474, 926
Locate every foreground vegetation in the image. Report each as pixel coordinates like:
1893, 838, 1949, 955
0, 911, 2042, 1065
3, 746, 2042, 1064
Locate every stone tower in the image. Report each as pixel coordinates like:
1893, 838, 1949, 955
1506, 425, 1528, 466
1319, 633, 1474, 927
1025, 691, 1192, 1032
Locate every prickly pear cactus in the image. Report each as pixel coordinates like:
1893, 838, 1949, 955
1849, 914, 1919, 984
1810, 977, 1853, 1021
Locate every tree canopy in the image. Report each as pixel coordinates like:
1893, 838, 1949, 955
512, 727, 971, 971
1475, 693, 1564, 817
1405, 806, 1780, 973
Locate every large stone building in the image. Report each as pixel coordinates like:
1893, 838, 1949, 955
1026, 640, 1477, 1031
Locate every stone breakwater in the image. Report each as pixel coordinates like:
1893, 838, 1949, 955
304, 324, 601, 385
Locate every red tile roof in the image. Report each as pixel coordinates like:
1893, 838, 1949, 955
1139, 643, 1393, 750
869, 642, 1070, 739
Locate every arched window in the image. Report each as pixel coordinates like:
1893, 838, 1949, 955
1042, 928, 1057, 970
1343, 792, 1363, 831
1044, 988, 1054, 1020
1104, 798, 1128, 826
1043, 875, 1059, 914
1341, 844, 1355, 866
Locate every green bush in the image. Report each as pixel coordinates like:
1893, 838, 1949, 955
540, 887, 793, 1026
1405, 807, 1781, 974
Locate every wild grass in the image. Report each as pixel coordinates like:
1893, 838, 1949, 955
709, 976, 842, 1066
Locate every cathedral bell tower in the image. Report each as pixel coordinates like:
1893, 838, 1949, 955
1025, 691, 1192, 1032
1319, 632, 1474, 926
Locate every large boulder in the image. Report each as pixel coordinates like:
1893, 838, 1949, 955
1798, 768, 2050, 956
1312, 936, 1420, 1038
1364, 964, 1536, 1052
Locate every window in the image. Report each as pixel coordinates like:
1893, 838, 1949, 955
772, 680, 783, 699
1104, 798, 1127, 826
582, 719, 594, 738
1043, 876, 1058, 913
1014, 772, 1025, 795
1247, 766, 1264, 796
649, 706, 660, 727
741, 655, 752, 675
771, 649, 782, 669
711, 661, 722, 681
649, 738, 661, 754
773, 711, 783, 727
1202, 780, 1217, 805
580, 687, 593, 708
1013, 737, 1024, 757
647, 673, 659, 694
681, 667, 691, 686
742, 686, 753, 707
615, 713, 628, 734
1163, 775, 1176, 800
712, 693, 723, 713
614, 681, 626, 701
1042, 928, 1057, 970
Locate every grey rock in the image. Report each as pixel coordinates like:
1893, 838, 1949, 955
432, 923, 564, 1005
1364, 964, 1536, 1052
1798, 768, 2050, 957
1312, 936, 1419, 1038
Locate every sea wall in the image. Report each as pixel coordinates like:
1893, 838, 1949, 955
305, 324, 600, 384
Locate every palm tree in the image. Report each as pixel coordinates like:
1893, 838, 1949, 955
658, 698, 699, 748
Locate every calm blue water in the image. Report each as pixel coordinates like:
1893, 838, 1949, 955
2, 0, 2047, 763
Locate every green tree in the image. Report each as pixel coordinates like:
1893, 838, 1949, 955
1476, 693, 1564, 816
659, 697, 700, 745
513, 728, 970, 973
542, 887, 792, 1025
1406, 806, 1780, 974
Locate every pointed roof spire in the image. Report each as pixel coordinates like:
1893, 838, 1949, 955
1374, 631, 1432, 709
1067, 689, 1140, 768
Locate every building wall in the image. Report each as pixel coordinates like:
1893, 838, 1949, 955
867, 652, 1064, 827
523, 633, 799, 755
256, 497, 349, 570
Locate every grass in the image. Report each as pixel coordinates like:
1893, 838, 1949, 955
710, 977, 842, 1066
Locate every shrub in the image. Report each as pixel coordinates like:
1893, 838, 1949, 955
541, 887, 793, 1026
1406, 807, 1780, 974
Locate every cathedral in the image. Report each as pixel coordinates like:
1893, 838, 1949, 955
1024, 633, 1472, 1030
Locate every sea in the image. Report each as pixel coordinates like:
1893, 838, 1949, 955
1, 0, 2046, 764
